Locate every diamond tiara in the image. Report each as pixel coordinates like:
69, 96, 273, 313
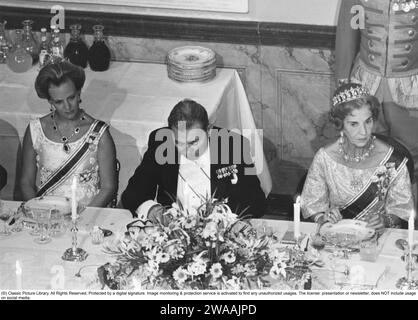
332, 86, 370, 107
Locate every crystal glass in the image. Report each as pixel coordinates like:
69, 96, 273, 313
359, 234, 379, 262
64, 24, 88, 68
0, 210, 12, 236
33, 208, 52, 244
87, 25, 111, 71
6, 29, 33, 73
38, 27, 50, 68
50, 209, 65, 237
0, 20, 12, 63
90, 226, 104, 245
21, 19, 39, 64
10, 217, 23, 233
50, 29, 64, 63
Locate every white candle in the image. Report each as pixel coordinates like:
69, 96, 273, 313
408, 210, 415, 252
294, 195, 301, 240
15, 260, 22, 290
71, 176, 78, 221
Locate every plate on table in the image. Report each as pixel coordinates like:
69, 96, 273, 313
24, 195, 71, 216
167, 46, 216, 67
320, 219, 375, 248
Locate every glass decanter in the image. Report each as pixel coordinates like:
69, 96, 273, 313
64, 24, 88, 68
0, 20, 12, 64
21, 19, 39, 64
50, 28, 64, 64
87, 24, 111, 71
6, 29, 33, 73
38, 27, 50, 68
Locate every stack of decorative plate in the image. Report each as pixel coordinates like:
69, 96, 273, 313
167, 46, 216, 82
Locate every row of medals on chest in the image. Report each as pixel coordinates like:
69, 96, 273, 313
391, 0, 418, 12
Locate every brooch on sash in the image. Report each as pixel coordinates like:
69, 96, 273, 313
216, 165, 238, 184
87, 131, 100, 152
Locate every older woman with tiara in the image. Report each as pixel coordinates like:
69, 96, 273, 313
301, 83, 414, 230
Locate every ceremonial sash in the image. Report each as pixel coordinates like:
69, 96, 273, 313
340, 147, 407, 220
36, 120, 107, 197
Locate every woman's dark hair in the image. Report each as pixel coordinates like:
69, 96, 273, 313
168, 99, 209, 131
329, 83, 380, 130
34, 60, 86, 100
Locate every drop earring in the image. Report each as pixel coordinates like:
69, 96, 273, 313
339, 131, 344, 144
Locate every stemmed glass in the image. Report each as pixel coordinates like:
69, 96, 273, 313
33, 208, 52, 244
0, 211, 12, 236
50, 209, 65, 237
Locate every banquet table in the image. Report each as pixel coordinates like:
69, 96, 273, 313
0, 201, 416, 291
0, 61, 271, 201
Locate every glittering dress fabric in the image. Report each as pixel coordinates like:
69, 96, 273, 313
30, 118, 108, 207
301, 147, 413, 221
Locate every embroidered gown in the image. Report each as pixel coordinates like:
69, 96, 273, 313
29, 118, 108, 207
301, 147, 414, 222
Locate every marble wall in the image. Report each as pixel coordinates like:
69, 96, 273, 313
0, 30, 337, 199
98, 35, 338, 195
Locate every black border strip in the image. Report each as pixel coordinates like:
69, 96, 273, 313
0, 5, 335, 49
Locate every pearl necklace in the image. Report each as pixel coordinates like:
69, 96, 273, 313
392, 0, 418, 12
338, 135, 376, 163
51, 110, 86, 153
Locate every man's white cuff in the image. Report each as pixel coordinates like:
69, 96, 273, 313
135, 200, 159, 220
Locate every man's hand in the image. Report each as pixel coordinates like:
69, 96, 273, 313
148, 204, 165, 224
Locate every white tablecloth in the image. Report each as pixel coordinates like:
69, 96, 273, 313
0, 201, 132, 290
0, 201, 415, 290
0, 62, 272, 201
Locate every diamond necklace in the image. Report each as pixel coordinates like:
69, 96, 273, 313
51, 109, 86, 154
338, 135, 376, 163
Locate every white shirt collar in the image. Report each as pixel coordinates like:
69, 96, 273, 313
180, 144, 210, 167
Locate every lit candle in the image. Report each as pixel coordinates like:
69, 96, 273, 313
294, 195, 301, 240
408, 210, 415, 253
71, 176, 78, 221
15, 260, 22, 290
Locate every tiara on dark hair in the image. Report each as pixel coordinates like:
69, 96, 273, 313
332, 86, 370, 107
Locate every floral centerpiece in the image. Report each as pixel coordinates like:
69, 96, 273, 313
98, 198, 312, 290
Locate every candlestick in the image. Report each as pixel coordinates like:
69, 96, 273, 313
62, 218, 88, 262
396, 253, 418, 290
71, 176, 78, 221
408, 210, 415, 257
15, 260, 22, 290
294, 195, 301, 240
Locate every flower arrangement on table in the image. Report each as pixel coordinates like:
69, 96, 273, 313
97, 198, 313, 290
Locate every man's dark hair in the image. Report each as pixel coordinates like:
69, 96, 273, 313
168, 99, 209, 131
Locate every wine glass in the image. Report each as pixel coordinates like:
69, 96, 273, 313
27, 208, 40, 236
0, 211, 12, 236
33, 208, 52, 244
50, 209, 65, 237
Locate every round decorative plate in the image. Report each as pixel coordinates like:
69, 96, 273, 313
320, 219, 375, 247
167, 46, 215, 67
